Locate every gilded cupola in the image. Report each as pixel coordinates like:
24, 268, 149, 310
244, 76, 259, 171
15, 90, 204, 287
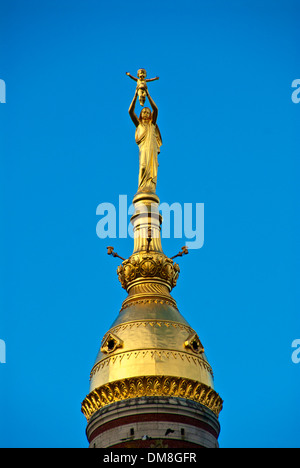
82, 192, 223, 423
81, 71, 223, 449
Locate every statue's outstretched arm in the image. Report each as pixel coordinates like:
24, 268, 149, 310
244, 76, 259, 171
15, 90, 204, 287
126, 72, 138, 82
146, 90, 158, 125
128, 90, 139, 127
145, 76, 159, 82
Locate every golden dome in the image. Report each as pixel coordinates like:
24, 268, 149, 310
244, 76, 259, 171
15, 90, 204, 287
89, 300, 214, 392
81, 193, 223, 421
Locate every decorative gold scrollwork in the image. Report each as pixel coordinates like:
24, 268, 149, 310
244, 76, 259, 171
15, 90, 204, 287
81, 375, 223, 421
117, 254, 180, 292
140, 258, 157, 276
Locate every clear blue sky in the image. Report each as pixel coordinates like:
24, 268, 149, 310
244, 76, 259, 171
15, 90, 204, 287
0, 0, 299, 448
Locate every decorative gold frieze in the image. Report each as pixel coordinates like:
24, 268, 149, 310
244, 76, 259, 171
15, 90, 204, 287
120, 297, 179, 312
81, 376, 223, 421
89, 349, 214, 381
108, 319, 194, 336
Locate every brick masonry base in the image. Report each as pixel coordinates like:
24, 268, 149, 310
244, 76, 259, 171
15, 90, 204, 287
86, 396, 220, 448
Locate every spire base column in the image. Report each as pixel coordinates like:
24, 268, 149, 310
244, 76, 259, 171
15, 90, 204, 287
131, 192, 163, 254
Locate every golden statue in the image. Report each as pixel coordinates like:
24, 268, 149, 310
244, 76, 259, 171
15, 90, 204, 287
126, 69, 159, 106
129, 85, 162, 194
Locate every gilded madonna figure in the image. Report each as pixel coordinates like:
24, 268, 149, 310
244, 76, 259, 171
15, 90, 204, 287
129, 86, 162, 194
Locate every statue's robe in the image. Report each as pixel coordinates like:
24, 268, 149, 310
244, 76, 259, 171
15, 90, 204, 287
135, 122, 162, 193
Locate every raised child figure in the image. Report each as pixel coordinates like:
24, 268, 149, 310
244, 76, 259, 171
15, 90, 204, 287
126, 69, 159, 106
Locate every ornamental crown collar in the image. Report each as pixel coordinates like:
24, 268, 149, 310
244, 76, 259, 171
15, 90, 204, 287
117, 253, 180, 292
